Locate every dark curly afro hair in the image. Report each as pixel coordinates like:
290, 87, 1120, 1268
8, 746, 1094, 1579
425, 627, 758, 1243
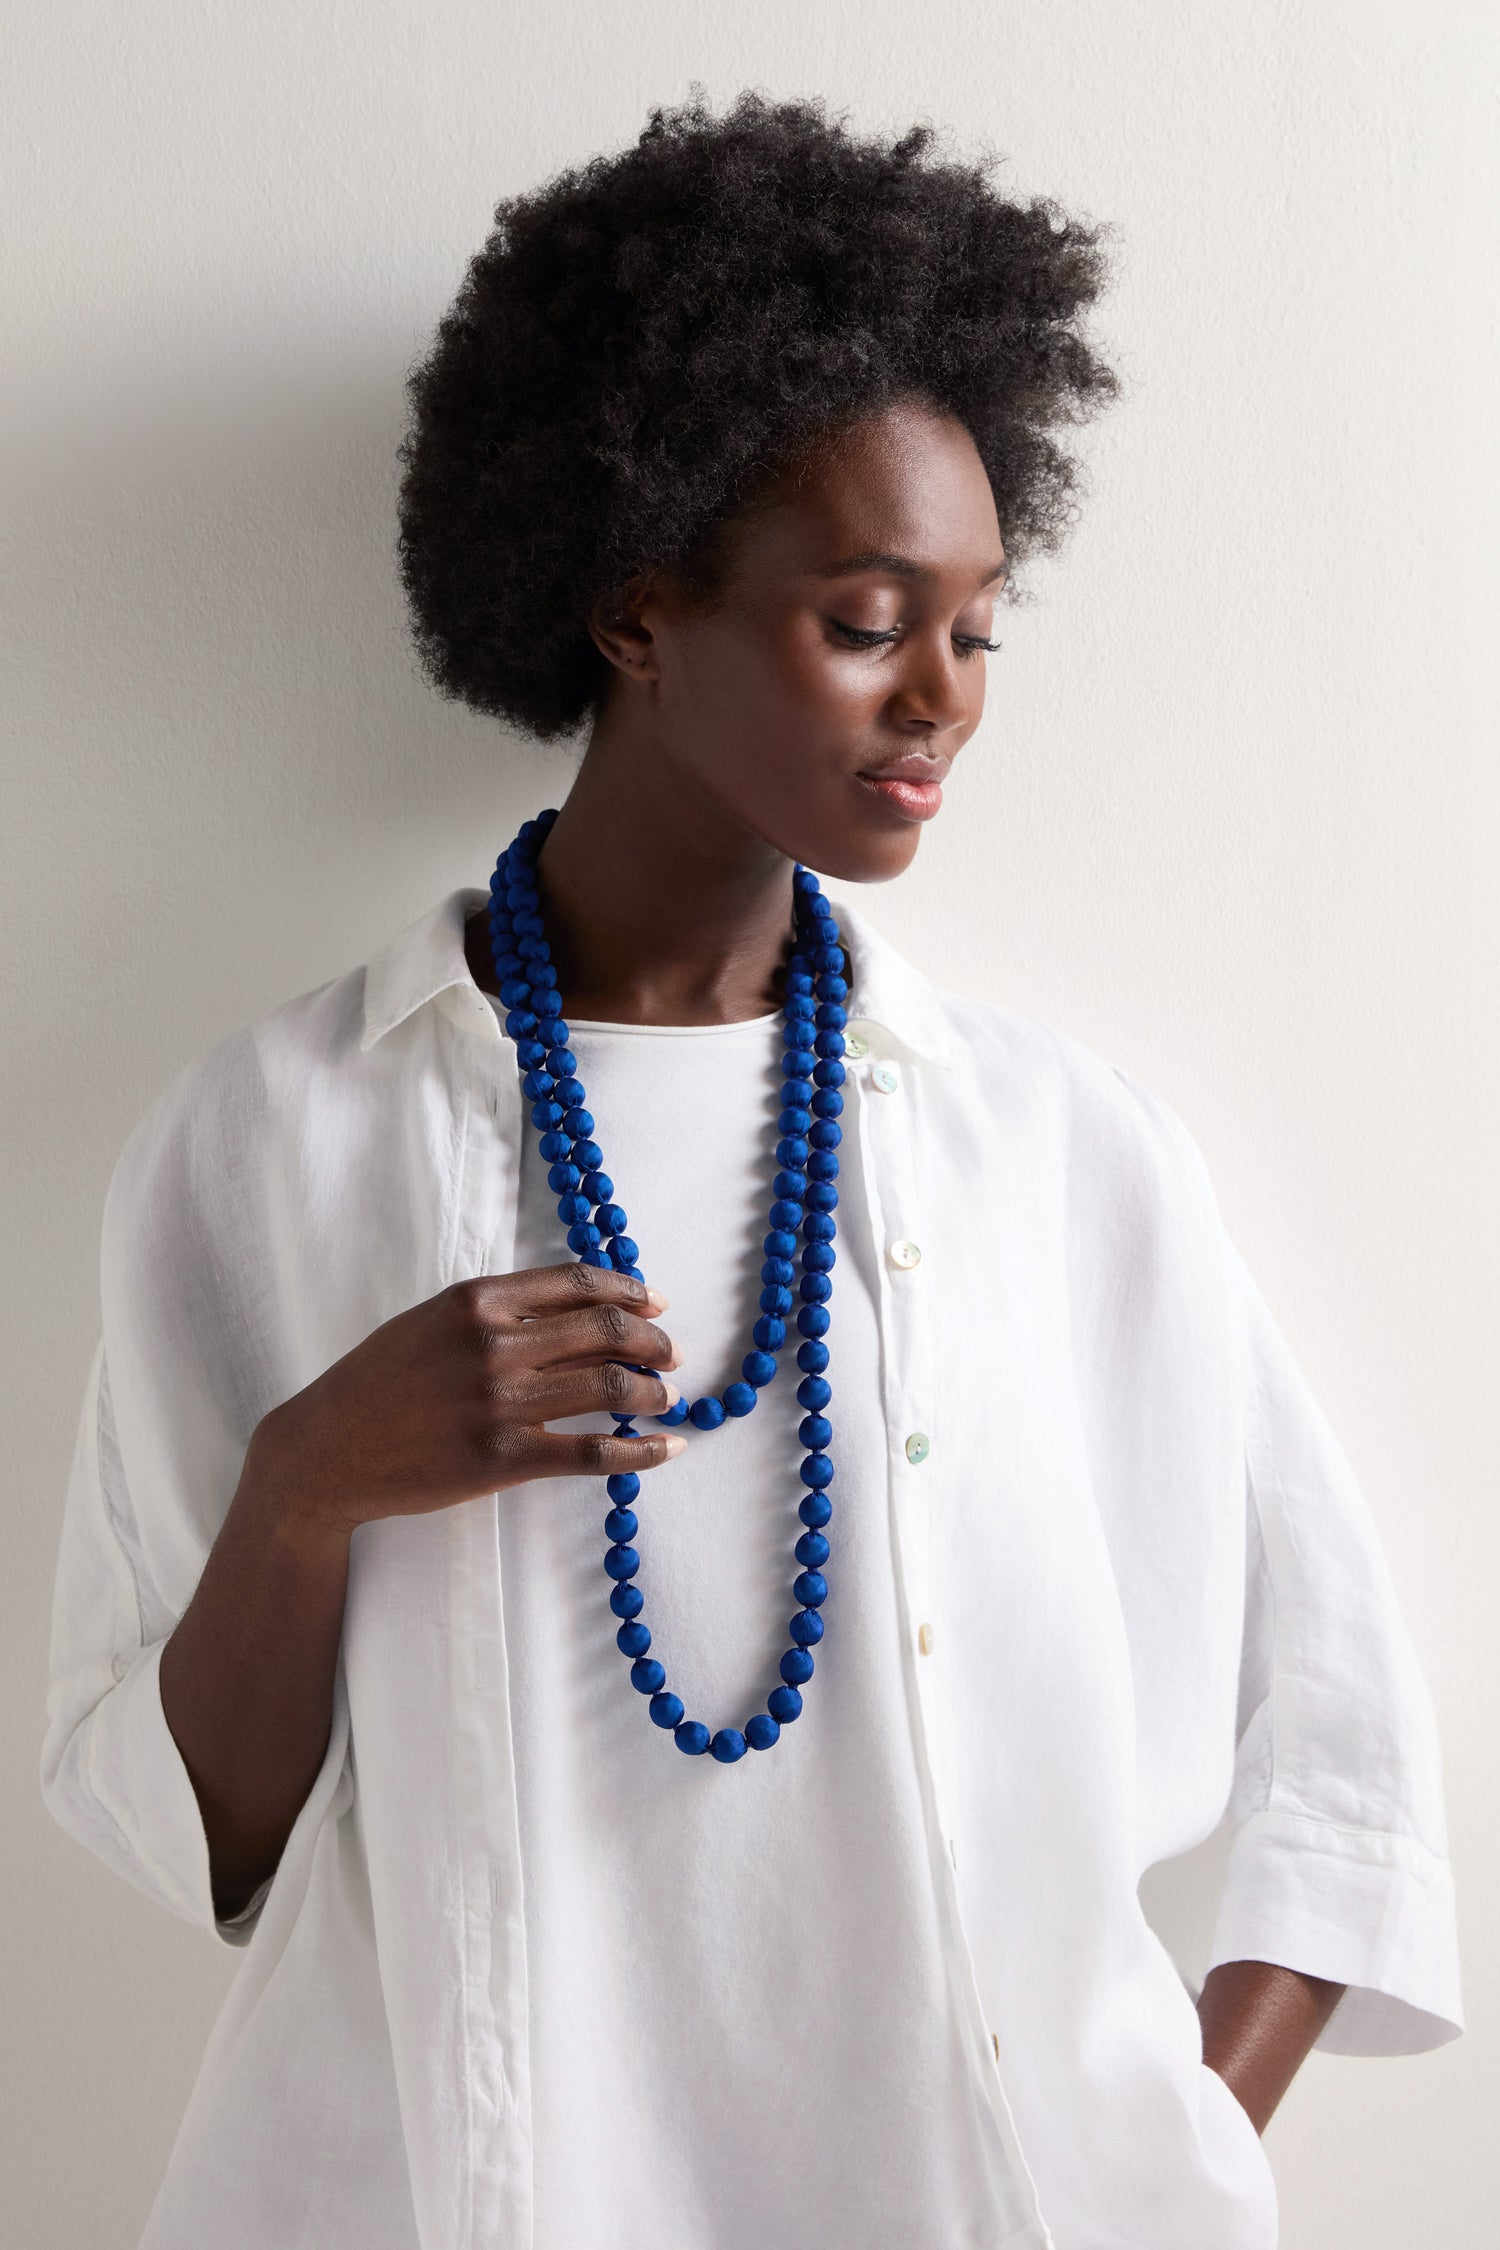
396, 89, 1118, 740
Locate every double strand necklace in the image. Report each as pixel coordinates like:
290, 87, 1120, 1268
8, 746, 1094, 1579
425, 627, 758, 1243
487, 808, 849, 1764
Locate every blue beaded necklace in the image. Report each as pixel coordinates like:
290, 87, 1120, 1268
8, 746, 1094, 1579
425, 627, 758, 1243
488, 808, 849, 1764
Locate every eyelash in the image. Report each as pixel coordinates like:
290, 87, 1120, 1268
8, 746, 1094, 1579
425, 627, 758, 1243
829, 620, 1001, 657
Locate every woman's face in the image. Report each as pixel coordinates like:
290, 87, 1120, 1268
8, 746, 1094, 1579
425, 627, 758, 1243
592, 398, 1007, 884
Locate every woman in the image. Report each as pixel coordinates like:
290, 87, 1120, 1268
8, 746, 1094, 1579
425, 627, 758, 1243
42, 91, 1461, 2250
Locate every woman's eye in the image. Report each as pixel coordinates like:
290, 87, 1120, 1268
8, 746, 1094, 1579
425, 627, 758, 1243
829, 619, 900, 648
828, 619, 1001, 656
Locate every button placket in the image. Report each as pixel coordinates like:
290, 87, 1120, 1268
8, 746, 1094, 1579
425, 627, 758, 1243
850, 1037, 1053, 2247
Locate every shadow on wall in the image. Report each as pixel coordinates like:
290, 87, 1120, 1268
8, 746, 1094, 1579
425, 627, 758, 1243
6, 358, 558, 1108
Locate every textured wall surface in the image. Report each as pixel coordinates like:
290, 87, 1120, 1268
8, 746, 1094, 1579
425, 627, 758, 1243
4, 3, 1495, 2243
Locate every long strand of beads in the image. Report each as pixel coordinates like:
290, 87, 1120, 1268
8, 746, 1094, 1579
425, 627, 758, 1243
487, 811, 849, 1762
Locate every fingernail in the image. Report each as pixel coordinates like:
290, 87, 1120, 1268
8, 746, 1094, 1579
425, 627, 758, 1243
643, 1287, 670, 1312
667, 1344, 684, 1370
659, 1379, 682, 1406
662, 1434, 688, 1458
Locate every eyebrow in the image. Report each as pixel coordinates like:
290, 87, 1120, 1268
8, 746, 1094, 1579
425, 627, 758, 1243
808, 548, 1009, 590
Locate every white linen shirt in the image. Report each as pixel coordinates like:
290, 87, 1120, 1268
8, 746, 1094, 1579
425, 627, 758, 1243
41, 885, 1463, 2250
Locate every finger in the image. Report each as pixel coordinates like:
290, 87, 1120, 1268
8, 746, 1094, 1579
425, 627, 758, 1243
458, 1263, 668, 1329
523, 1427, 687, 1479
518, 1301, 680, 1374
516, 1360, 681, 1423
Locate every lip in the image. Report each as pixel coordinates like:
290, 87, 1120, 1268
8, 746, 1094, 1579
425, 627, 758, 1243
855, 757, 949, 822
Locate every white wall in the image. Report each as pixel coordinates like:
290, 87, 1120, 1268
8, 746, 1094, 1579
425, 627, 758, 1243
4, 3, 1495, 2243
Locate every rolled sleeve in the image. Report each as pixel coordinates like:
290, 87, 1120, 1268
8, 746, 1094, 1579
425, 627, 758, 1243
40, 1338, 265, 1949
1204, 1245, 1463, 2055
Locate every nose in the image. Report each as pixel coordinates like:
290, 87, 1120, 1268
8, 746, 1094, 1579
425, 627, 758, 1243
888, 626, 974, 736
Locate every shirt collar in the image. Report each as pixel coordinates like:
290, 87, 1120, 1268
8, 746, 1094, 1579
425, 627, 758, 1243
359, 884, 953, 1069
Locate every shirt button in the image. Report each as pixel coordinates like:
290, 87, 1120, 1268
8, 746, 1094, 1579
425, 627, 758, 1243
888, 1237, 922, 1270
844, 1030, 870, 1060
871, 1061, 900, 1094
904, 1430, 930, 1464
917, 1622, 936, 1656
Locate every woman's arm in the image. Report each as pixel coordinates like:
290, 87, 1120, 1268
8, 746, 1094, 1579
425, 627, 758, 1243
1197, 1959, 1347, 2132
156, 1264, 682, 1921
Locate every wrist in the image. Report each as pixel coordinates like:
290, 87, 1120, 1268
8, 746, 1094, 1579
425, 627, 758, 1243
235, 1409, 357, 1565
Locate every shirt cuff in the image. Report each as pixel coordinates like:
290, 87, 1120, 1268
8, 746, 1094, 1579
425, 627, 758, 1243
1205, 1804, 1464, 2056
82, 1637, 269, 1949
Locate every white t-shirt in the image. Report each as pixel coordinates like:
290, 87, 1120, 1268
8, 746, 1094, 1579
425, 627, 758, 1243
498, 1004, 1004, 2249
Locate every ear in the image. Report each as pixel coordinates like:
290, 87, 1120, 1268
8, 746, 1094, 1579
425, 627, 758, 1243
587, 572, 661, 686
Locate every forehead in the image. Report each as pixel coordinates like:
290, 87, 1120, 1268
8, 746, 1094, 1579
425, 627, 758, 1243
729, 403, 1002, 575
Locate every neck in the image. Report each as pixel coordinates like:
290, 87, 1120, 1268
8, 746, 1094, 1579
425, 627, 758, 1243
465, 726, 799, 1025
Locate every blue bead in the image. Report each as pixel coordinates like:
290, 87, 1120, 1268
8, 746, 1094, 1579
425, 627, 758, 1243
504, 1008, 538, 1039
555, 1077, 587, 1108
810, 1120, 842, 1148
751, 1315, 786, 1351
581, 1170, 613, 1202
650, 1691, 685, 1730
780, 1647, 815, 1686
759, 1285, 793, 1317
570, 1136, 604, 1170
769, 1199, 802, 1232
804, 1211, 837, 1242
557, 1192, 590, 1223
786, 969, 814, 995
675, 1720, 711, 1755
780, 1080, 814, 1110
611, 1237, 640, 1269
795, 1530, 830, 1567
797, 1375, 832, 1411
784, 1048, 816, 1080
547, 1161, 582, 1193
617, 1620, 652, 1658
722, 1381, 757, 1417
764, 1230, 798, 1261
796, 1339, 830, 1374
811, 1088, 843, 1118
596, 1202, 628, 1235
768, 1684, 804, 1723
655, 1395, 690, 1426
799, 1415, 832, 1450
778, 1108, 812, 1136
745, 1713, 781, 1751
814, 1056, 846, 1089
814, 1030, 846, 1059
566, 1222, 601, 1253
710, 1728, 748, 1763
610, 1581, 645, 1619
800, 1451, 834, 1489
789, 1608, 825, 1647
689, 1395, 725, 1431
741, 1350, 777, 1388
521, 1068, 554, 1100
538, 1128, 571, 1160
816, 975, 848, 1005
761, 1257, 795, 1287
631, 1657, 667, 1695
604, 1543, 640, 1580
815, 1002, 847, 1029
776, 1137, 810, 1167
799, 1273, 832, 1306
531, 1100, 564, 1130
797, 1305, 830, 1338
799, 1491, 833, 1528
802, 1241, 836, 1272
607, 1471, 641, 1503
578, 1247, 608, 1267
794, 1570, 828, 1608
774, 1169, 807, 1201
807, 1184, 839, 1214
813, 943, 843, 972
545, 1045, 576, 1078
604, 1507, 638, 1542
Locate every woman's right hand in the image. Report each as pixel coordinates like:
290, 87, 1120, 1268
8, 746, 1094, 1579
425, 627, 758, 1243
243, 1262, 685, 1549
